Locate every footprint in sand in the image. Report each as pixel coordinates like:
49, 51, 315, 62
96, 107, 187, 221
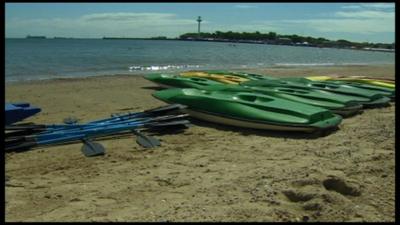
322, 176, 361, 196
282, 189, 316, 202
280, 175, 362, 214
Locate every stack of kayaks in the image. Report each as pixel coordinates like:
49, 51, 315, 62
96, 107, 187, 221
306, 75, 395, 89
145, 74, 362, 117
278, 77, 394, 100
181, 71, 395, 102
242, 78, 392, 108
190, 71, 394, 103
5, 102, 41, 125
144, 70, 393, 133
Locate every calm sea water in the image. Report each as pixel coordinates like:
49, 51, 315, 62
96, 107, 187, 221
5, 38, 395, 82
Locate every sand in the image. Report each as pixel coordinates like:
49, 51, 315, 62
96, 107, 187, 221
5, 65, 395, 222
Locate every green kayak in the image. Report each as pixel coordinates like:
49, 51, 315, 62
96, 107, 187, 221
153, 88, 342, 132
224, 85, 363, 117
315, 80, 395, 100
145, 73, 362, 116
242, 78, 391, 108
144, 73, 222, 88
203, 70, 270, 81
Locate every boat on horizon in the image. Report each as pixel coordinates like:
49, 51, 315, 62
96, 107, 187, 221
26, 35, 46, 39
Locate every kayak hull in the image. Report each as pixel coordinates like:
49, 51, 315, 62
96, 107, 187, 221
331, 105, 363, 117
5, 103, 41, 125
186, 109, 318, 132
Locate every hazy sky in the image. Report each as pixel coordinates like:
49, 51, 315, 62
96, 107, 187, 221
5, 3, 395, 43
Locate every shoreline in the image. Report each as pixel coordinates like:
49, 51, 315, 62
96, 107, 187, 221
5, 64, 395, 85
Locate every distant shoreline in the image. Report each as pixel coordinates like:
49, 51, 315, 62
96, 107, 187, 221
102, 37, 395, 53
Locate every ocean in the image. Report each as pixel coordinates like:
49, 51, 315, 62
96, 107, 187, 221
5, 38, 395, 83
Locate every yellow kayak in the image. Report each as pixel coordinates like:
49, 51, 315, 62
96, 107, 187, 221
306, 76, 395, 89
180, 71, 249, 84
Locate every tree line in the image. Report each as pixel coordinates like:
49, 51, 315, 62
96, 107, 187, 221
179, 31, 394, 50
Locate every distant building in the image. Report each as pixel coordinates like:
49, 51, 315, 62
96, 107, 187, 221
197, 16, 202, 34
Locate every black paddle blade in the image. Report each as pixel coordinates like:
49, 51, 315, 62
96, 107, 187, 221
132, 130, 161, 148
81, 139, 105, 157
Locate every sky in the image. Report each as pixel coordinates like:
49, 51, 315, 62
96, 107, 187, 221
5, 3, 395, 43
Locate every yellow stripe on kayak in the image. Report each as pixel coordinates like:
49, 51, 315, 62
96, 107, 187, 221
305, 76, 332, 81
180, 71, 249, 84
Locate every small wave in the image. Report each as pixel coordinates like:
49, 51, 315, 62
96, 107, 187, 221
273, 63, 336, 67
340, 63, 368, 66
272, 62, 375, 67
129, 64, 201, 71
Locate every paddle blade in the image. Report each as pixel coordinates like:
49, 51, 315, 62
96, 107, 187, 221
132, 130, 161, 148
136, 135, 161, 148
81, 140, 106, 157
63, 116, 79, 124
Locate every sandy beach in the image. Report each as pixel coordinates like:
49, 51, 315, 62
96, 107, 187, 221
5, 65, 395, 222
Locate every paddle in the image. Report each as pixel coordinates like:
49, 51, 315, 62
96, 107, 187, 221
5, 104, 190, 155
5, 128, 44, 138
132, 129, 161, 148
87, 104, 186, 125
5, 113, 190, 139
5, 117, 190, 153
81, 138, 105, 157
5, 104, 188, 137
